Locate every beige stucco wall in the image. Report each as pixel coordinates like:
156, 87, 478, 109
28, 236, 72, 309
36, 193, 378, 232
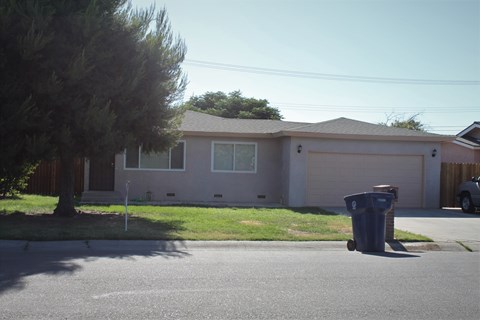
285, 137, 442, 208
113, 136, 283, 205
280, 137, 292, 205
103, 135, 442, 208
441, 142, 479, 163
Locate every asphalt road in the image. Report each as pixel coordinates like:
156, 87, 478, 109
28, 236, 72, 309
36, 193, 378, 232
1, 242, 479, 320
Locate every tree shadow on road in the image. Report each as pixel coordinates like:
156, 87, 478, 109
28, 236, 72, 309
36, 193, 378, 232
0, 240, 191, 294
0, 211, 191, 294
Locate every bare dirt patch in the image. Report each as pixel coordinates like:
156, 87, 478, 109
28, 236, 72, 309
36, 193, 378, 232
287, 229, 315, 236
240, 220, 263, 226
339, 227, 352, 234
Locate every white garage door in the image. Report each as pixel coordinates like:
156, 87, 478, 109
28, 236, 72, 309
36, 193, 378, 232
307, 153, 424, 208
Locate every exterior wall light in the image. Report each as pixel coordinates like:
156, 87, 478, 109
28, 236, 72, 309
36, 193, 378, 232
297, 144, 302, 153
432, 148, 437, 157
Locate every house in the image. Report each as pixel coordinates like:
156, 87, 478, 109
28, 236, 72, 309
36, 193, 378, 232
82, 111, 453, 208
442, 121, 480, 163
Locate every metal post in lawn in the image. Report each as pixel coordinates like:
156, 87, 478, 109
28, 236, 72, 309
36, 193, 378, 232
125, 181, 130, 232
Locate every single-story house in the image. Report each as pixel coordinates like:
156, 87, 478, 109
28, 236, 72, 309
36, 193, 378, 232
442, 121, 480, 163
82, 110, 453, 208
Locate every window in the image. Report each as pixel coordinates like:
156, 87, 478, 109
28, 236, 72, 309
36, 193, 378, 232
125, 141, 185, 170
212, 142, 256, 173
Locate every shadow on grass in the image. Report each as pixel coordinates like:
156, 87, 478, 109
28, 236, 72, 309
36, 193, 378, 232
289, 207, 339, 216
0, 211, 185, 241
0, 211, 191, 294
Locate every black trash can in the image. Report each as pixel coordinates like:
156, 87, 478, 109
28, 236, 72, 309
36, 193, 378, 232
343, 192, 394, 252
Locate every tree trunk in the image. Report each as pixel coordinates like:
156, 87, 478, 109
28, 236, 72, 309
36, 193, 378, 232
53, 156, 77, 217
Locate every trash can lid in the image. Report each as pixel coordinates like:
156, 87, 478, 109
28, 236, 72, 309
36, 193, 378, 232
343, 191, 394, 200
344, 192, 393, 212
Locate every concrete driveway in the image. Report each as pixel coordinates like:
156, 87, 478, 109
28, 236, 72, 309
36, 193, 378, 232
326, 207, 480, 251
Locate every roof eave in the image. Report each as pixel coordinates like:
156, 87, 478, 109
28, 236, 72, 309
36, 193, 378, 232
181, 130, 275, 139
181, 129, 454, 142
274, 131, 454, 142
457, 122, 480, 137
452, 139, 480, 150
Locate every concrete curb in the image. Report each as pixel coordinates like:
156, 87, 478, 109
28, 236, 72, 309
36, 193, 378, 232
400, 241, 465, 252
1, 240, 477, 253
0, 240, 347, 252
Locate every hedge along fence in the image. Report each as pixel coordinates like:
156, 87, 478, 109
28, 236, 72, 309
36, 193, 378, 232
25, 159, 85, 196
440, 162, 480, 207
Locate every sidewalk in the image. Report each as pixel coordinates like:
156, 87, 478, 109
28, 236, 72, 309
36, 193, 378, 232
0, 239, 474, 253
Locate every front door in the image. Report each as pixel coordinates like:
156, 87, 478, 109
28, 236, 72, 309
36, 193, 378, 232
89, 156, 115, 191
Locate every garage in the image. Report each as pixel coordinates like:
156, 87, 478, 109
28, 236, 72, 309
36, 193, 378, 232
306, 152, 424, 207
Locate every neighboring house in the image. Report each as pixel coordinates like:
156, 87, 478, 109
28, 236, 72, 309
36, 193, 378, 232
82, 111, 452, 208
442, 121, 480, 163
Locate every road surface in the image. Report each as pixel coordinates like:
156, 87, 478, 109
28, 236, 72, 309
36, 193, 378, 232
1, 241, 479, 319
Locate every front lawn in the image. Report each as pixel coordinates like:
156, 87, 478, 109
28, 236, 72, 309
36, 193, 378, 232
0, 195, 431, 242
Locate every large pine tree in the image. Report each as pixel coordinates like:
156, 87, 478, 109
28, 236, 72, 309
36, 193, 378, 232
0, 0, 186, 216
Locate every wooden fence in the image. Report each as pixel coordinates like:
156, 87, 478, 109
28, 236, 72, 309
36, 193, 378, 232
25, 159, 85, 196
440, 162, 480, 207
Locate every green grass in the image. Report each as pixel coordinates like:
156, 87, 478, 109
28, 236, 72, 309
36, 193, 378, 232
394, 229, 431, 242
0, 194, 432, 242
0, 194, 58, 214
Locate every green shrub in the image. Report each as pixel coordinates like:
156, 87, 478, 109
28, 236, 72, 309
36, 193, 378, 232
0, 162, 38, 198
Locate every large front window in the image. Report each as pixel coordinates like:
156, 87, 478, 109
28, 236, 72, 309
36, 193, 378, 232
125, 141, 185, 170
212, 142, 256, 173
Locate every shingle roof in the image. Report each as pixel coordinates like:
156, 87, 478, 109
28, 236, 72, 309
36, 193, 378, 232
180, 110, 452, 141
179, 110, 305, 134
285, 117, 443, 137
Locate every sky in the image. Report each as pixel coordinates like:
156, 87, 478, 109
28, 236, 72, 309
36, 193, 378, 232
133, 0, 480, 135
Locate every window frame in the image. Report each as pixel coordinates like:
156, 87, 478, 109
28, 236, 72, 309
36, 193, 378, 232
211, 141, 257, 174
124, 140, 186, 171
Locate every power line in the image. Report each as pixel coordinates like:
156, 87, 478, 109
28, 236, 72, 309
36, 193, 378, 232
279, 108, 475, 114
271, 102, 475, 132
272, 102, 479, 114
429, 126, 473, 128
273, 102, 479, 110
184, 59, 480, 86
428, 129, 463, 132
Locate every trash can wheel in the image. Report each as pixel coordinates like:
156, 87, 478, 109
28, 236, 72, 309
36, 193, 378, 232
347, 239, 356, 251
